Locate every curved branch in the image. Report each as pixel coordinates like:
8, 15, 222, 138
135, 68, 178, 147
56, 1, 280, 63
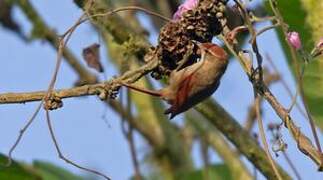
196, 99, 291, 179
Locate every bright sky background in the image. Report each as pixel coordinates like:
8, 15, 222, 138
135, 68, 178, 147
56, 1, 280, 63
0, 0, 322, 180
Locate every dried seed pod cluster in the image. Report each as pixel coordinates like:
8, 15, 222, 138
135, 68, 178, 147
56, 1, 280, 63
148, 0, 228, 79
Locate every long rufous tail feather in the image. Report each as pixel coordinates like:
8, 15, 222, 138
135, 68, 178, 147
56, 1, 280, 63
120, 82, 161, 97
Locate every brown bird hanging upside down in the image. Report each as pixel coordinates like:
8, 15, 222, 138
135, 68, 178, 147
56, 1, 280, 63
120, 42, 228, 119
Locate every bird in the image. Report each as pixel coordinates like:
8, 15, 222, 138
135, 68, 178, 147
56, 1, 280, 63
120, 41, 228, 119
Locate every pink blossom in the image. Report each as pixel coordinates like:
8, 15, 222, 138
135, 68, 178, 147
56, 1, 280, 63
287, 31, 302, 50
173, 0, 199, 21
311, 38, 323, 57
315, 38, 323, 49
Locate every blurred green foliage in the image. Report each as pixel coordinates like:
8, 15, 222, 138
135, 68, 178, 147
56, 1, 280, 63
0, 154, 83, 180
0, 154, 40, 180
175, 164, 232, 180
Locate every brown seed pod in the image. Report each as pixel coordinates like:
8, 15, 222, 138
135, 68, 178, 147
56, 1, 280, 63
149, 0, 228, 78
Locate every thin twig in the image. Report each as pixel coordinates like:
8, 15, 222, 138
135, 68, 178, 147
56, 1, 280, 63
196, 99, 291, 179
282, 151, 302, 180
223, 35, 322, 169
4, 3, 164, 175
250, 23, 279, 45
126, 93, 142, 180
245, 71, 280, 131
187, 102, 252, 178
221, 2, 323, 168
254, 96, 282, 180
265, 53, 307, 119
16, 0, 97, 84
89, 6, 171, 22
121, 89, 142, 180
5, 12, 86, 166
125, 126, 142, 180
5, 102, 42, 166
45, 110, 111, 180
268, 124, 302, 180
268, 0, 323, 164
200, 138, 210, 180
249, 13, 276, 23
252, 133, 259, 180
62, 6, 171, 38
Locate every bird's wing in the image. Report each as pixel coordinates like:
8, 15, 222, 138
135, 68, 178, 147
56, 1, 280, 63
164, 72, 195, 119
173, 71, 196, 111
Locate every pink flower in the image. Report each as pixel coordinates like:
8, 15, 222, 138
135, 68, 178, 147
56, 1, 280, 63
173, 0, 199, 21
287, 31, 302, 50
311, 38, 323, 58
315, 38, 323, 49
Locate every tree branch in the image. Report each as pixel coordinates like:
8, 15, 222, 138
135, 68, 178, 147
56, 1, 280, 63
221, 17, 323, 171
196, 99, 291, 179
0, 59, 158, 104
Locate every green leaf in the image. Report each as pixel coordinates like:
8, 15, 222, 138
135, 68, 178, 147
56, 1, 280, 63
0, 154, 84, 180
0, 154, 41, 180
266, 0, 323, 129
299, 1, 323, 130
273, 1, 313, 50
175, 164, 232, 180
32, 161, 83, 180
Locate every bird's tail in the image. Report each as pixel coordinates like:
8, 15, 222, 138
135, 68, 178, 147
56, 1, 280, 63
119, 82, 161, 97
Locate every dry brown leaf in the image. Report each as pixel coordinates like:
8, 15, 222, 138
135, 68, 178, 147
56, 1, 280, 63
82, 43, 104, 72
